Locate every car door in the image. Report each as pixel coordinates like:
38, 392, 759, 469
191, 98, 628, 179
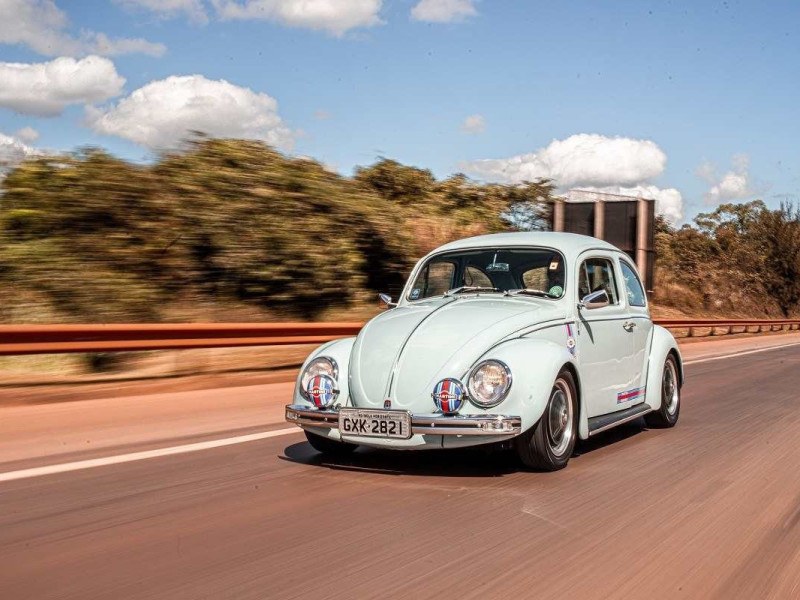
575, 253, 639, 417
617, 257, 654, 403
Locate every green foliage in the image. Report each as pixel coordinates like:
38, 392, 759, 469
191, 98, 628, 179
4, 138, 798, 321
2, 209, 48, 239
0, 139, 556, 322
355, 159, 435, 204
655, 200, 800, 316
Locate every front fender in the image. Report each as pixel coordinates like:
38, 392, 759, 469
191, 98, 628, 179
464, 338, 577, 436
645, 325, 683, 411
293, 337, 357, 406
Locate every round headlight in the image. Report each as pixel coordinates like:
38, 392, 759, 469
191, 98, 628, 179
300, 356, 338, 401
467, 360, 512, 407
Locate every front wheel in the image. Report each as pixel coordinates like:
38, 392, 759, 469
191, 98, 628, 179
645, 354, 681, 428
515, 369, 578, 471
305, 431, 358, 456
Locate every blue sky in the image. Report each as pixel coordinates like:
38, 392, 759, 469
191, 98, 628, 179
1, 0, 798, 223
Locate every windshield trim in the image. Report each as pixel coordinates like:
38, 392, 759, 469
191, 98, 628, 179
402, 245, 568, 304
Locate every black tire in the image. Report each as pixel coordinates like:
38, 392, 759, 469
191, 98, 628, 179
645, 354, 681, 428
304, 431, 358, 456
515, 369, 578, 471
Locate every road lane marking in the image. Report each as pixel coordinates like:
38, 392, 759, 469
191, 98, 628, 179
684, 341, 800, 366
0, 427, 301, 483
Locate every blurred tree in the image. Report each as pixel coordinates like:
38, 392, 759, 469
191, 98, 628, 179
153, 139, 413, 318
497, 180, 556, 231
752, 203, 800, 316
9, 139, 796, 323
0, 150, 170, 321
354, 158, 435, 204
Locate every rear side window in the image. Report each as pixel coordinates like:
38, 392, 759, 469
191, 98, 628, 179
620, 260, 646, 307
578, 258, 619, 304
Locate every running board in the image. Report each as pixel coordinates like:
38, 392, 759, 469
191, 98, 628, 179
588, 403, 652, 436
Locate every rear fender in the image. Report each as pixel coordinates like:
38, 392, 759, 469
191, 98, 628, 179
645, 325, 683, 411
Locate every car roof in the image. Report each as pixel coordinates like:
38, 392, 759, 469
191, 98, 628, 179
430, 231, 619, 259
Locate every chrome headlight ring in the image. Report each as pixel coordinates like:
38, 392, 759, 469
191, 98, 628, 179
299, 356, 339, 401
467, 359, 512, 408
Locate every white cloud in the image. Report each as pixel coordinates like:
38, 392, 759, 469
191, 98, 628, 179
15, 127, 40, 143
411, 0, 477, 23
0, 0, 165, 57
463, 134, 666, 188
88, 33, 166, 57
0, 131, 42, 176
695, 159, 716, 184
463, 133, 683, 222
461, 114, 485, 134
699, 154, 756, 205
212, 0, 382, 36
0, 56, 125, 117
86, 74, 295, 150
570, 185, 684, 224
115, 0, 210, 25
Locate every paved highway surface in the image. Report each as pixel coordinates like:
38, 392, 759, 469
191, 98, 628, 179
1, 334, 800, 599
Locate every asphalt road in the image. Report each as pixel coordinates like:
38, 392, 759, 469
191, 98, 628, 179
2, 336, 800, 599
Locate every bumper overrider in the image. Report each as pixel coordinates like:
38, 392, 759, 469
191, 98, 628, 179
285, 404, 522, 437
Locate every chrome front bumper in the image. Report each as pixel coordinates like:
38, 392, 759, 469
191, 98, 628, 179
285, 404, 522, 436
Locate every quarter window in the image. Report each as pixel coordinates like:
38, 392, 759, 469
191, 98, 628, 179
619, 260, 646, 307
578, 258, 619, 305
408, 260, 455, 300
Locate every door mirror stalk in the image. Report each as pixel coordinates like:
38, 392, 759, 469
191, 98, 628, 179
580, 289, 610, 310
378, 293, 397, 309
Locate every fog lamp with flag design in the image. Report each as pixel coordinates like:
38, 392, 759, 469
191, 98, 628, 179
432, 378, 466, 414
305, 374, 339, 408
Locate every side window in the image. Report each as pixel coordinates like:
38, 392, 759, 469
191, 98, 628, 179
408, 260, 455, 300
619, 260, 646, 307
578, 258, 619, 304
463, 265, 492, 288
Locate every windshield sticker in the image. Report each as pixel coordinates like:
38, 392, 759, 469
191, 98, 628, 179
410, 288, 421, 300
617, 387, 645, 404
565, 323, 576, 356
549, 260, 559, 270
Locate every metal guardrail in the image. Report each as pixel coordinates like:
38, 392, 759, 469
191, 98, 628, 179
0, 319, 798, 356
656, 319, 800, 337
0, 323, 363, 356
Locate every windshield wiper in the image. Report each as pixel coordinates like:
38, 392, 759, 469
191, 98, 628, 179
445, 286, 500, 296
504, 288, 557, 299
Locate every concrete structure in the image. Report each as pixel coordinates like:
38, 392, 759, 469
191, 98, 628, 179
550, 190, 656, 291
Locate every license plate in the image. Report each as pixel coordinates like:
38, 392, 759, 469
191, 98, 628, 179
338, 408, 412, 439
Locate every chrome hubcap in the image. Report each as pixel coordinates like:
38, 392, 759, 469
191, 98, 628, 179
547, 379, 574, 457
663, 360, 679, 415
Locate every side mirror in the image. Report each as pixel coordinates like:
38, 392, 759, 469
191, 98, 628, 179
580, 289, 610, 310
378, 293, 397, 309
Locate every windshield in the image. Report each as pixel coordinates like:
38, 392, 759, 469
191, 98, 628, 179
406, 248, 566, 301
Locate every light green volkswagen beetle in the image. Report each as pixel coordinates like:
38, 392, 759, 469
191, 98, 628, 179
285, 232, 682, 471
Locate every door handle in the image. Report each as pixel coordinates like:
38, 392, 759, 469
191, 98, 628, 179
623, 321, 636, 332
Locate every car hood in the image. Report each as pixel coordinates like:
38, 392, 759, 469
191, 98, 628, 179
349, 296, 565, 410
